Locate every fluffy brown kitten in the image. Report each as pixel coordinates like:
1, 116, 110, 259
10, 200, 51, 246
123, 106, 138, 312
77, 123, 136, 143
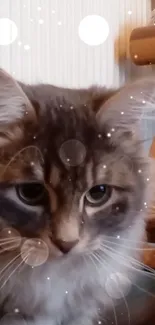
0, 69, 152, 325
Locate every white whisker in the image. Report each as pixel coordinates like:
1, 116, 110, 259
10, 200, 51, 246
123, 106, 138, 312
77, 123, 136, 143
0, 238, 21, 247
102, 238, 152, 252
88, 253, 100, 273
0, 252, 22, 279
91, 252, 118, 325
98, 252, 131, 325
0, 251, 29, 290
102, 247, 155, 299
100, 243, 155, 275
104, 235, 147, 246
0, 237, 21, 243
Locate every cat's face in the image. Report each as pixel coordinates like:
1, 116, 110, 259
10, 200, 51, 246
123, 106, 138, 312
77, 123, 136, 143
0, 69, 151, 323
0, 70, 148, 265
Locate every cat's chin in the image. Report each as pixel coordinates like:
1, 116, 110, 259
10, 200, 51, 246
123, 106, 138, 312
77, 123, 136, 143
0, 215, 146, 324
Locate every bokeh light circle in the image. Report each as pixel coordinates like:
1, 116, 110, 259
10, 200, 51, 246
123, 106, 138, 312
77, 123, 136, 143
105, 272, 131, 299
78, 15, 109, 46
59, 139, 86, 166
21, 238, 49, 267
0, 18, 18, 45
0, 228, 21, 251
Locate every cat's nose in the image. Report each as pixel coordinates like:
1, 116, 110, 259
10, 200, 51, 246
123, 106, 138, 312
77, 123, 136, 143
54, 239, 79, 254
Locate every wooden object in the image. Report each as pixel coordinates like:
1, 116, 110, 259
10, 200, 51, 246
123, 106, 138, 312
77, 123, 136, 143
130, 26, 155, 65
149, 136, 155, 158
143, 137, 155, 267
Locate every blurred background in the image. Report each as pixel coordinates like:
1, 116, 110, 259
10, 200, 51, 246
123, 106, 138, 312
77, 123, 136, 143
0, 0, 153, 88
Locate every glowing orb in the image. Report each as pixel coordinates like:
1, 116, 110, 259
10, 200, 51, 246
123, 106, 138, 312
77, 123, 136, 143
59, 139, 86, 166
78, 15, 109, 46
105, 272, 131, 299
21, 238, 49, 267
0, 18, 18, 45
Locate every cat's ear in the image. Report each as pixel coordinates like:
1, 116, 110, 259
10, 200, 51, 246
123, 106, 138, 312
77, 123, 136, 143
96, 78, 155, 131
0, 69, 36, 125
0, 69, 36, 146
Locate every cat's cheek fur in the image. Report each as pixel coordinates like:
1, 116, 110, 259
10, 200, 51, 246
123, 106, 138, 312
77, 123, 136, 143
0, 215, 145, 325
0, 69, 151, 325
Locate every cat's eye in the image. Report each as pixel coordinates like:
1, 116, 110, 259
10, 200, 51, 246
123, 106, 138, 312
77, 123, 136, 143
16, 182, 45, 205
85, 185, 111, 206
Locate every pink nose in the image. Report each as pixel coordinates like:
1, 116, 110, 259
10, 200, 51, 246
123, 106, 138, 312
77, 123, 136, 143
54, 239, 79, 254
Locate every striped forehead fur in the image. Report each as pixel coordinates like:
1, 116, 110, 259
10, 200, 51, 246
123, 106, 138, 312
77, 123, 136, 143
0, 70, 152, 325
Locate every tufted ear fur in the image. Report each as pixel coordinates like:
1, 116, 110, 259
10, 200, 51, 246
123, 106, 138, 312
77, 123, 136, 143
96, 77, 155, 131
0, 69, 36, 146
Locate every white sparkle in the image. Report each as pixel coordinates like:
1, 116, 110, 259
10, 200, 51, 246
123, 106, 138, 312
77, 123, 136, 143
60, 104, 62, 108
24, 44, 30, 50
52, 10, 56, 14
67, 158, 70, 162
144, 202, 147, 206
103, 165, 107, 169
138, 169, 142, 173
98, 321, 102, 325
33, 135, 37, 140
147, 178, 150, 182
121, 111, 124, 115
98, 134, 102, 138
140, 209, 143, 212
70, 106, 74, 110
30, 162, 35, 167
117, 235, 120, 239
142, 100, 146, 104
134, 54, 138, 59
8, 230, 11, 234
25, 111, 28, 115
23, 5, 26, 8
39, 19, 44, 24
14, 308, 19, 313
107, 133, 111, 138
37, 6, 41, 11
58, 21, 62, 26
13, 71, 15, 75
130, 96, 133, 99
65, 290, 68, 294
141, 92, 143, 94
116, 206, 119, 211
111, 128, 115, 132
18, 41, 22, 46
47, 277, 50, 280
128, 10, 132, 15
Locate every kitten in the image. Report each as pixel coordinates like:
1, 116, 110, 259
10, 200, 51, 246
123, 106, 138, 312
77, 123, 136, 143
0, 69, 152, 325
